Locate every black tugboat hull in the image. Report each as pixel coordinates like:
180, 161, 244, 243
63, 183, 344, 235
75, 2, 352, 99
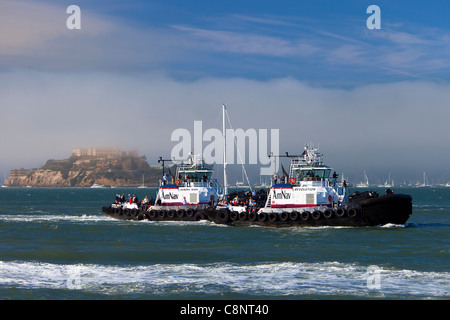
204, 193, 412, 227
102, 193, 412, 227
102, 205, 209, 222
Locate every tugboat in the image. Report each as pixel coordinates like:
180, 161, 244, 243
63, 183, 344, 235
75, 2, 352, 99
102, 153, 222, 221
205, 144, 412, 227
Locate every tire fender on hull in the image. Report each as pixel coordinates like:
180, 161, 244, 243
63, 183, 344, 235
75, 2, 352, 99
289, 211, 299, 221
268, 212, 277, 222
301, 211, 310, 221
336, 207, 346, 217
216, 209, 230, 224
312, 210, 321, 220
258, 212, 267, 222
348, 207, 359, 217
324, 209, 335, 219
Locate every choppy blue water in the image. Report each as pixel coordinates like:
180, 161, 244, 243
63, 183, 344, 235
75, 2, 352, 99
0, 187, 448, 300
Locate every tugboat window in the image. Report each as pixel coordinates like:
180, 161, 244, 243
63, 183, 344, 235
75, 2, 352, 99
297, 169, 330, 180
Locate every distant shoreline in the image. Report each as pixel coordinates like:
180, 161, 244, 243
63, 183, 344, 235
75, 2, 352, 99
3, 147, 165, 188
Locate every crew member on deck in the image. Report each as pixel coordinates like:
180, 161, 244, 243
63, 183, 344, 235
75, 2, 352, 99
273, 172, 279, 184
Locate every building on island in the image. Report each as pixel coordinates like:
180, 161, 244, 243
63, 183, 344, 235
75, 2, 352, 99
72, 147, 139, 158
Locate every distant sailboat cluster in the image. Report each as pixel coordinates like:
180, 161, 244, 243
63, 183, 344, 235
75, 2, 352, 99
377, 172, 394, 188
353, 171, 449, 188
419, 172, 431, 188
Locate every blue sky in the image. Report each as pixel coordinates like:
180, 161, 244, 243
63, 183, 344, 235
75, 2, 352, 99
1, 0, 450, 184
2, 0, 450, 83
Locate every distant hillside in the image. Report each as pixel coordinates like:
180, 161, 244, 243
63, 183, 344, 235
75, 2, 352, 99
4, 148, 168, 187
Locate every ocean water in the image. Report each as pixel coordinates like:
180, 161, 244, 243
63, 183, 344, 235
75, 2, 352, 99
0, 186, 448, 300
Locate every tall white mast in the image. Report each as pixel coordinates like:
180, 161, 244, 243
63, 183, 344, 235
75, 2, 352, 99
222, 104, 228, 196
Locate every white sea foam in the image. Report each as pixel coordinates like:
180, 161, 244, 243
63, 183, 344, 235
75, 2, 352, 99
0, 214, 113, 223
380, 223, 407, 228
0, 214, 224, 227
139, 219, 219, 227
0, 260, 448, 298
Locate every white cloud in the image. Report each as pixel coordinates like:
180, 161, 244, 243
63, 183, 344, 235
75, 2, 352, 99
1, 2, 449, 84
0, 0, 186, 72
379, 30, 429, 45
171, 25, 318, 57
0, 0, 113, 55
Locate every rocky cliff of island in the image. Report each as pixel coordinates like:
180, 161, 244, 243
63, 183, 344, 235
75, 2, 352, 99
4, 147, 166, 187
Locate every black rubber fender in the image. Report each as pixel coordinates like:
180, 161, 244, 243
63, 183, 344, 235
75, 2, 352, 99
158, 210, 166, 218
216, 209, 229, 224
312, 210, 321, 220
258, 212, 267, 222
167, 210, 176, 218
176, 210, 185, 218
301, 211, 310, 221
280, 212, 289, 221
194, 212, 205, 221
336, 207, 346, 217
324, 209, 335, 219
238, 211, 247, 221
268, 212, 278, 222
186, 209, 195, 217
289, 211, 299, 221
348, 207, 359, 217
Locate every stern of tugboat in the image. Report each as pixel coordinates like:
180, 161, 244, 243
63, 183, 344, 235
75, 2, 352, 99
360, 193, 412, 226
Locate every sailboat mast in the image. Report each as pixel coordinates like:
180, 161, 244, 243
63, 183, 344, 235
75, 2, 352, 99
222, 104, 228, 196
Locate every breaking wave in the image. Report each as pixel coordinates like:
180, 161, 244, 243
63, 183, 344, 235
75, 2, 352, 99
0, 260, 448, 299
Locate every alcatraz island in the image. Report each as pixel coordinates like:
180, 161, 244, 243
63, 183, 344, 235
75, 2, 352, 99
3, 147, 166, 188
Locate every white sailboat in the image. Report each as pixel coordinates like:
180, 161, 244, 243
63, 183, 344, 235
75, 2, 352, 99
356, 171, 369, 188
222, 104, 253, 193
234, 167, 251, 189
377, 173, 393, 187
419, 172, 431, 187
138, 174, 147, 188
1, 173, 7, 188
